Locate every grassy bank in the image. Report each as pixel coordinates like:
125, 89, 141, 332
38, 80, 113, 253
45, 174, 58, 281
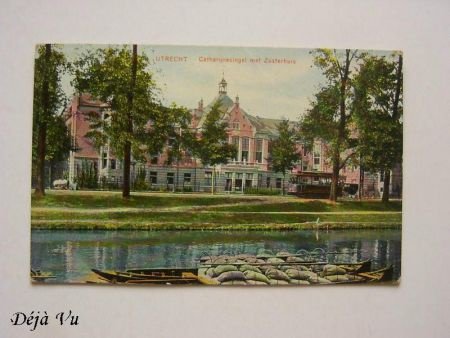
31, 221, 401, 231
31, 191, 402, 230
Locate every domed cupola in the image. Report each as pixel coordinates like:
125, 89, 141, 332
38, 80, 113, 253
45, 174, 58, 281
218, 74, 227, 94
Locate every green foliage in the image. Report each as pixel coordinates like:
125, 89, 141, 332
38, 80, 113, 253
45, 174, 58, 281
353, 53, 403, 172
244, 187, 281, 196
269, 120, 299, 177
300, 85, 340, 147
301, 49, 361, 158
32, 45, 71, 183
72, 45, 190, 163
300, 49, 363, 200
133, 166, 148, 191
165, 104, 197, 165
196, 100, 237, 167
76, 160, 98, 189
33, 45, 69, 130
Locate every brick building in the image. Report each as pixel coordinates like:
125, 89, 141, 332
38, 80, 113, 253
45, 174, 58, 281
64, 76, 401, 197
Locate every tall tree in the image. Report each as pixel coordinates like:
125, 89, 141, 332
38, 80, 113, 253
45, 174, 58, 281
73, 45, 184, 198
196, 101, 236, 194
353, 53, 403, 202
269, 120, 299, 195
33, 44, 69, 196
300, 49, 361, 201
165, 104, 197, 191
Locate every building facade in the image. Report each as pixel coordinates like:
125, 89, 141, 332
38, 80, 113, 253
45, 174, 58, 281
63, 77, 401, 197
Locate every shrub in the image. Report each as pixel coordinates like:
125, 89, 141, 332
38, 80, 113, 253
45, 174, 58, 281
244, 187, 281, 196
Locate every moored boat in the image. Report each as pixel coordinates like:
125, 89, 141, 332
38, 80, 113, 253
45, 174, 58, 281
89, 262, 391, 286
31, 269, 56, 282
91, 268, 199, 284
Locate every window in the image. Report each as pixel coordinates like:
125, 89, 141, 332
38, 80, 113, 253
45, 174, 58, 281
150, 154, 158, 165
232, 121, 240, 130
110, 159, 116, 170
258, 174, 263, 187
205, 171, 212, 186
313, 144, 321, 170
231, 137, 239, 160
184, 173, 191, 183
235, 173, 243, 191
168, 137, 176, 148
276, 178, 282, 189
266, 177, 271, 188
241, 137, 249, 162
314, 154, 320, 165
245, 173, 253, 189
167, 172, 174, 184
102, 152, 107, 169
255, 139, 263, 163
150, 171, 157, 184
380, 171, 385, 182
225, 172, 232, 191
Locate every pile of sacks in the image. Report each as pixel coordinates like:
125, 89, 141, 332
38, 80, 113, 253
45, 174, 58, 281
197, 253, 364, 286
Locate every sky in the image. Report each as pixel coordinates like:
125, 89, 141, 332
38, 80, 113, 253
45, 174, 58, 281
56, 44, 392, 121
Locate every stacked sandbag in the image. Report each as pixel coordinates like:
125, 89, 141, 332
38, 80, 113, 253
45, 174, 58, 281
265, 268, 291, 283
243, 270, 270, 285
276, 251, 291, 258
322, 264, 347, 276
285, 269, 317, 281
269, 279, 290, 286
267, 257, 286, 264
286, 256, 306, 263
216, 271, 246, 283
280, 265, 311, 272
289, 279, 310, 285
239, 264, 261, 273
213, 264, 238, 277
322, 264, 353, 283
197, 253, 368, 286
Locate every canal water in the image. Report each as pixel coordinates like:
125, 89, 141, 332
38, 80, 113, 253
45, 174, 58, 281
31, 229, 401, 283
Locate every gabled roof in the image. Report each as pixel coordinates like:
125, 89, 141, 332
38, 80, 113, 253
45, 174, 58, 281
196, 93, 235, 128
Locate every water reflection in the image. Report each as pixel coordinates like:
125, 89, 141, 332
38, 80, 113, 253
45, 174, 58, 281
31, 229, 401, 283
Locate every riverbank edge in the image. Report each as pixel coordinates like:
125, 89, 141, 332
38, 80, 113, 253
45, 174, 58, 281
31, 221, 402, 231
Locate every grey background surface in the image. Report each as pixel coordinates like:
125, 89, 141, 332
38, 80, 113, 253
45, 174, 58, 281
0, 0, 449, 337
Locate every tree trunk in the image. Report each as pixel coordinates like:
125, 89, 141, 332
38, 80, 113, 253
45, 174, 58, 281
330, 162, 339, 202
122, 44, 138, 198
359, 165, 364, 200
35, 44, 52, 197
392, 54, 403, 121
211, 166, 215, 195
282, 173, 286, 195
329, 50, 350, 202
382, 170, 391, 202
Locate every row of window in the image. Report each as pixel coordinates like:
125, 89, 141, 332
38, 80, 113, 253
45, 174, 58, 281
230, 137, 264, 163
147, 171, 282, 188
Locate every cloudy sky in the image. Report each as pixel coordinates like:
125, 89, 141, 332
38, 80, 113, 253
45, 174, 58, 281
57, 44, 392, 121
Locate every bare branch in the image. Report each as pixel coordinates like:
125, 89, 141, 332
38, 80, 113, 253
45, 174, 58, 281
333, 49, 344, 78
339, 151, 356, 170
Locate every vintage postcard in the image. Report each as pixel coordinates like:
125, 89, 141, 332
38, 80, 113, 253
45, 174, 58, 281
31, 44, 402, 286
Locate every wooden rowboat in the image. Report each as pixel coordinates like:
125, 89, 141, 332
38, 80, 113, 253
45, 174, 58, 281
90, 262, 392, 285
198, 259, 372, 274
91, 268, 200, 284
31, 269, 56, 282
